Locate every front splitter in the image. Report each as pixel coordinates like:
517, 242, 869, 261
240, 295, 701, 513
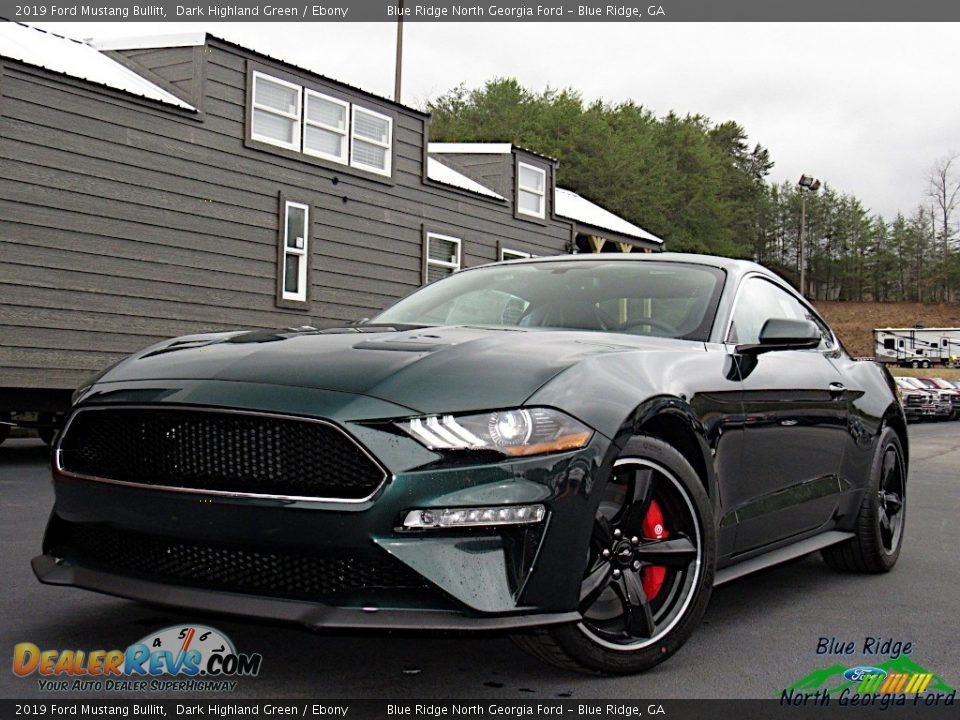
31, 554, 580, 632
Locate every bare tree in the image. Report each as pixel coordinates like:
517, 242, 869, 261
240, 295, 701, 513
928, 152, 960, 300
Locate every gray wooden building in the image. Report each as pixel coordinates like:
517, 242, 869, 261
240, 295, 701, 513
0, 22, 662, 433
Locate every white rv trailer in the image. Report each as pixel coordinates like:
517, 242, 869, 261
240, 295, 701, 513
874, 327, 960, 367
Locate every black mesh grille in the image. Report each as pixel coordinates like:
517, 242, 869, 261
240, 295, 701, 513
58, 407, 386, 500
52, 520, 428, 601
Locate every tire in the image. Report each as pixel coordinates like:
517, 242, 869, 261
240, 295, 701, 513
37, 413, 57, 446
513, 436, 715, 674
922, 360, 930, 369
911, 360, 920, 368
822, 427, 906, 573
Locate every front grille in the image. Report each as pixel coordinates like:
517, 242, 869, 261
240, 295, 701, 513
58, 407, 386, 500
904, 394, 925, 407
51, 520, 428, 601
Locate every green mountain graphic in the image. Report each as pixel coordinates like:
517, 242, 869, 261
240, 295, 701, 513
781, 656, 955, 697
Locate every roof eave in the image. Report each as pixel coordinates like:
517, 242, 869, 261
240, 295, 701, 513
566, 219, 664, 248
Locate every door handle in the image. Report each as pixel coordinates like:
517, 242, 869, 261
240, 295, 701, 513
829, 382, 846, 397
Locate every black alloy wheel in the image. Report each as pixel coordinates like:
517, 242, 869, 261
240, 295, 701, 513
577, 458, 701, 649
823, 427, 906, 573
513, 436, 714, 674
876, 445, 905, 556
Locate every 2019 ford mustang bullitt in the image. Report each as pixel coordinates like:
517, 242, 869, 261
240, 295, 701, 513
34, 254, 908, 674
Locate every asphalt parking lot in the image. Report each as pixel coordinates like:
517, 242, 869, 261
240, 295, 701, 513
1, 423, 957, 700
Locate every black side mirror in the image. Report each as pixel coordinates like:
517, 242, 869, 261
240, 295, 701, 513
736, 318, 822, 355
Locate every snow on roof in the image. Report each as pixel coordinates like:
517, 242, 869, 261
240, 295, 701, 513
0, 23, 195, 111
555, 188, 663, 244
428, 142, 557, 162
427, 158, 504, 200
89, 33, 207, 51
428, 143, 514, 155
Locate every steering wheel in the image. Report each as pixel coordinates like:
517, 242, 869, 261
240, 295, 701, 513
617, 317, 678, 336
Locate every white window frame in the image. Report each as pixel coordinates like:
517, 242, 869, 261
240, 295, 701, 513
281, 201, 310, 303
517, 162, 546, 219
500, 248, 531, 261
350, 106, 393, 176
425, 232, 462, 284
251, 71, 302, 152
303, 89, 350, 165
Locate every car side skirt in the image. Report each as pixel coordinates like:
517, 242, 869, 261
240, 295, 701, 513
713, 530, 854, 586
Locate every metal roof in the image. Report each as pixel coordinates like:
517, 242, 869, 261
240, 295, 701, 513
0, 22, 195, 111
428, 142, 558, 163
428, 143, 514, 155
554, 188, 663, 244
89, 30, 426, 117
89, 33, 207, 51
427, 158, 505, 200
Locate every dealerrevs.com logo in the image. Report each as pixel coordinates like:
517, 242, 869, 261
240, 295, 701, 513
13, 625, 262, 692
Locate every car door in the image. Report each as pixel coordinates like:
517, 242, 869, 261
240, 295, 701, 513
726, 276, 849, 553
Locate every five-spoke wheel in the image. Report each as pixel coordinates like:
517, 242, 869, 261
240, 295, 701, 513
823, 426, 906, 573
578, 459, 701, 650
877, 446, 905, 555
513, 436, 714, 674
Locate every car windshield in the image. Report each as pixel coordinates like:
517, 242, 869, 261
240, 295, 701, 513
371, 260, 725, 341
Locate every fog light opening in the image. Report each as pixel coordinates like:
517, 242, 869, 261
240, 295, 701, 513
402, 504, 546, 529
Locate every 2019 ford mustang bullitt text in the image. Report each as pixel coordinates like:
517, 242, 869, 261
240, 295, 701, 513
34, 254, 908, 674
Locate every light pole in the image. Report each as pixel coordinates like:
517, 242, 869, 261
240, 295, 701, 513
797, 174, 821, 298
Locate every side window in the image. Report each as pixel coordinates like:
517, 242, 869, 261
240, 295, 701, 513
303, 90, 349, 164
278, 200, 310, 305
351, 107, 393, 176
517, 162, 546, 219
424, 233, 462, 284
500, 247, 531, 261
728, 277, 831, 347
248, 69, 394, 178
251, 72, 302, 151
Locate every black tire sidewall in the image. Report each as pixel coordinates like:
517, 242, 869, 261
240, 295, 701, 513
548, 435, 716, 674
864, 427, 907, 570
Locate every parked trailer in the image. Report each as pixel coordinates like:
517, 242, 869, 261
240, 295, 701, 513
874, 327, 960, 368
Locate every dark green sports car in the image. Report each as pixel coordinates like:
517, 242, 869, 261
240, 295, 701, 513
35, 254, 908, 674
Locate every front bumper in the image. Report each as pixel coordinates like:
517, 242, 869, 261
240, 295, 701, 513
37, 394, 613, 630
31, 555, 579, 631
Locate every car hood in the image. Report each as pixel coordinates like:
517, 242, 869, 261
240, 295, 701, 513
92, 326, 697, 415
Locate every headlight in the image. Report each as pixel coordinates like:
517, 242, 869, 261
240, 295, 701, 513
397, 407, 592, 457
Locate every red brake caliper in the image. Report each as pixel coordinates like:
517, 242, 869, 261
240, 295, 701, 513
641, 499, 668, 600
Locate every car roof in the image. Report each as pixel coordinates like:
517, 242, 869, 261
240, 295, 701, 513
495, 252, 775, 282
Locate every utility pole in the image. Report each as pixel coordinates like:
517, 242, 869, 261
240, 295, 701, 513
394, 0, 404, 103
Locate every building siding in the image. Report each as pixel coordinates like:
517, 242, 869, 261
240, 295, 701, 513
0, 38, 571, 393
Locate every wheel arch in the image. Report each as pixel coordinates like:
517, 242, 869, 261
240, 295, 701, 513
881, 404, 909, 468
619, 397, 717, 505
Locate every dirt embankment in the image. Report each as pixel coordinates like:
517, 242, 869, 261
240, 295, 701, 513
813, 302, 960, 358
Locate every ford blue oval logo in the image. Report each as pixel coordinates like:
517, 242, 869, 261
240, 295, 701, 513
844, 666, 887, 682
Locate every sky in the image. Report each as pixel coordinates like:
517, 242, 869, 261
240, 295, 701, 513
31, 21, 960, 220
